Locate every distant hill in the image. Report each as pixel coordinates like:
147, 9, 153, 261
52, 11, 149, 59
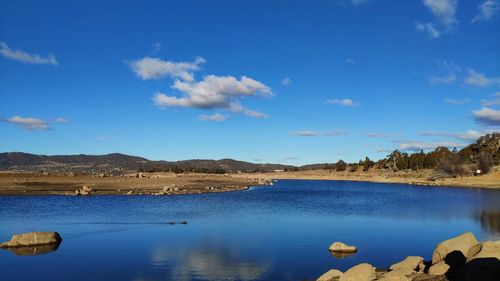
0, 152, 295, 175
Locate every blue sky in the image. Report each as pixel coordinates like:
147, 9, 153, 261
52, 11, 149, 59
0, 0, 499, 165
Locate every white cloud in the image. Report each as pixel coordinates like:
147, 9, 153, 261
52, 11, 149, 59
399, 140, 465, 151
416, 22, 441, 39
4, 116, 50, 130
473, 107, 500, 125
445, 98, 470, 105
324, 130, 348, 136
326, 98, 357, 107
199, 113, 227, 122
153, 75, 271, 115
54, 117, 68, 123
423, 0, 457, 28
0, 42, 58, 65
465, 69, 500, 87
281, 77, 292, 86
130, 56, 205, 81
472, 0, 500, 22
419, 130, 492, 141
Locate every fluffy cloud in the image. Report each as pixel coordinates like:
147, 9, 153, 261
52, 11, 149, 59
365, 144, 391, 153
419, 130, 493, 141
326, 98, 357, 107
130, 56, 205, 81
0, 42, 58, 65
399, 140, 464, 151
290, 130, 347, 137
472, 0, 500, 22
415, 22, 441, 39
281, 77, 292, 86
4, 116, 49, 130
445, 98, 470, 105
473, 107, 500, 125
199, 113, 227, 122
153, 75, 271, 113
465, 69, 500, 87
423, 0, 457, 28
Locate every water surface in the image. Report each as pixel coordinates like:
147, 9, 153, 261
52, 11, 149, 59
1, 180, 499, 281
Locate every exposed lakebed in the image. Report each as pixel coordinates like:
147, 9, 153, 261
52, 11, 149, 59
0, 180, 499, 281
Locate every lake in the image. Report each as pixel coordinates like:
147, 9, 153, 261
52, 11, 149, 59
0, 180, 499, 281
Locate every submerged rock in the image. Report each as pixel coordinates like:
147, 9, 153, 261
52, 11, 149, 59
4, 243, 60, 256
0, 232, 62, 248
329, 242, 358, 253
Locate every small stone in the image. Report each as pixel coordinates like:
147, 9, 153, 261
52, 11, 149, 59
329, 242, 357, 253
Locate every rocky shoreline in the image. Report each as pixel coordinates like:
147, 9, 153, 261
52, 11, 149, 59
316, 232, 500, 281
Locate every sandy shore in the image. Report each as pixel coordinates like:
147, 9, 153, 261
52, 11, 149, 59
0, 172, 261, 196
0, 168, 498, 195
235, 169, 500, 189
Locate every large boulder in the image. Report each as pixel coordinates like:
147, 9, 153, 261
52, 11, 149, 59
432, 232, 479, 264
467, 241, 500, 261
329, 242, 357, 253
0, 232, 62, 248
339, 263, 376, 281
389, 256, 424, 271
317, 269, 343, 281
378, 275, 409, 281
428, 261, 450, 276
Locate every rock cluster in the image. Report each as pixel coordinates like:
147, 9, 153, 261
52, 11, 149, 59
317, 232, 500, 281
75, 185, 93, 196
153, 185, 179, 195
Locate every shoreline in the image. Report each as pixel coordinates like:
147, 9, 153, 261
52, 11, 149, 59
0, 169, 498, 196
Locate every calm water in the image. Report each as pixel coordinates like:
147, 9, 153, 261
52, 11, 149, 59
0, 180, 499, 281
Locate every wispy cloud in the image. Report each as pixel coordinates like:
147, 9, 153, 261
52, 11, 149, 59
473, 107, 500, 125
152, 42, 161, 52
199, 113, 227, 122
465, 69, 500, 87
281, 77, 292, 86
416, 22, 441, 39
230, 103, 268, 119
481, 92, 500, 106
419, 130, 493, 141
364, 132, 402, 138
398, 140, 465, 151
326, 98, 358, 107
472, 0, 500, 23
345, 58, 356, 64
3, 116, 50, 130
130, 56, 205, 81
423, 0, 457, 28
290, 130, 347, 137
0, 42, 58, 65
365, 144, 391, 153
445, 98, 470, 105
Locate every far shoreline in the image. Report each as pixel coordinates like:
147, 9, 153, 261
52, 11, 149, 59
0, 168, 498, 196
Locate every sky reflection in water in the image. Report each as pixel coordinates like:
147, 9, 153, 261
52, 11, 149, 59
0, 180, 499, 281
